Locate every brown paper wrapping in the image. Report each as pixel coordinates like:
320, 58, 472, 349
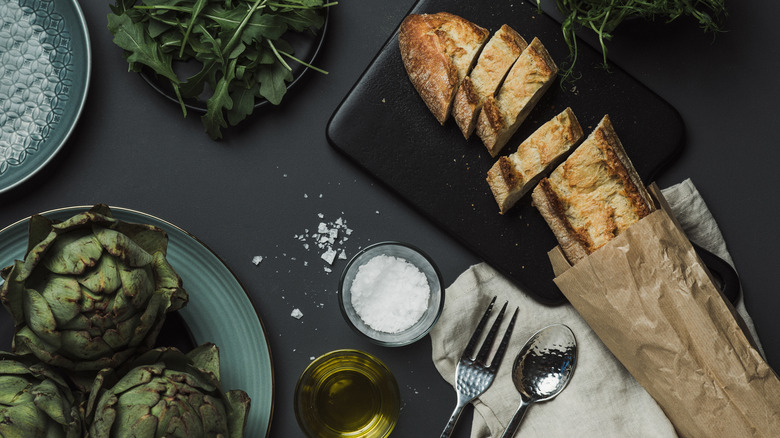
549, 186, 780, 437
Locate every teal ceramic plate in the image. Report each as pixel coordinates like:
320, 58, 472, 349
0, 206, 274, 437
0, 0, 91, 194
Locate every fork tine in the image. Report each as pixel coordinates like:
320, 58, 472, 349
487, 306, 518, 370
475, 301, 508, 364
462, 296, 496, 358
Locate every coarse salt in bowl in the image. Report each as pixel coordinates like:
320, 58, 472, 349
338, 241, 444, 347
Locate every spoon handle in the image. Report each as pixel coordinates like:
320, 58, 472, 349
440, 400, 468, 438
500, 400, 531, 438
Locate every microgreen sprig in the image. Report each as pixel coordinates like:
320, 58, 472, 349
539, 0, 727, 81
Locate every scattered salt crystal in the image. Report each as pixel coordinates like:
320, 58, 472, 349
324, 266, 332, 273
252, 256, 263, 265
321, 248, 337, 265
317, 223, 328, 233
350, 254, 430, 333
338, 250, 347, 260
317, 213, 324, 218
291, 308, 303, 319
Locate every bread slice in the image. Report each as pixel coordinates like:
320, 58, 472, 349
476, 37, 557, 157
452, 25, 527, 139
487, 107, 583, 214
399, 12, 489, 125
531, 115, 654, 264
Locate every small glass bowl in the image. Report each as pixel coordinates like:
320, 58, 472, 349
338, 241, 444, 347
294, 349, 400, 438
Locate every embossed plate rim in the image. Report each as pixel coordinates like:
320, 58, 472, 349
0, 0, 91, 195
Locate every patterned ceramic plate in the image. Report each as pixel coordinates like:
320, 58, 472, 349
0, 0, 90, 194
0, 206, 275, 437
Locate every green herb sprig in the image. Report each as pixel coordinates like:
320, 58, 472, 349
108, 0, 335, 140
540, 0, 727, 81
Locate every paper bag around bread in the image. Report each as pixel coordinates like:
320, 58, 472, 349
548, 184, 780, 438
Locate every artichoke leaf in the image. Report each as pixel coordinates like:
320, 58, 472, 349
0, 261, 27, 322
151, 254, 187, 316
51, 210, 115, 232
0, 375, 33, 404
42, 231, 103, 275
198, 396, 230, 436
31, 378, 71, 425
226, 389, 251, 437
19, 231, 57, 281
115, 222, 170, 256
103, 315, 141, 350
92, 226, 154, 268
114, 406, 160, 437
0, 402, 47, 436
26, 214, 55, 256
78, 254, 122, 295
187, 342, 220, 380
117, 264, 154, 310
41, 276, 82, 327
61, 329, 112, 361
23, 288, 61, 347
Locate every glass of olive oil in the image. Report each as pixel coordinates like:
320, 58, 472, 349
294, 350, 400, 437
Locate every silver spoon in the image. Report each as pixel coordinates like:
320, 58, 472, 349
500, 324, 577, 438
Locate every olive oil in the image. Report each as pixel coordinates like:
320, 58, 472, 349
294, 350, 400, 437
315, 369, 381, 433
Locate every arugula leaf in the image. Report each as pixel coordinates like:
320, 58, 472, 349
202, 58, 237, 140
107, 13, 179, 83
180, 0, 208, 57
258, 55, 293, 105
227, 82, 260, 126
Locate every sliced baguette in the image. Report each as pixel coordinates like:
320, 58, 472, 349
531, 115, 654, 264
476, 37, 558, 157
487, 107, 583, 214
452, 25, 527, 139
398, 12, 489, 125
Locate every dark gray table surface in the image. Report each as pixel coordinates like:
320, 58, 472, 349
1, 1, 778, 437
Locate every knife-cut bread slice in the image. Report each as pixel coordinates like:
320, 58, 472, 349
452, 25, 527, 139
531, 115, 654, 264
487, 107, 583, 214
399, 12, 489, 125
476, 37, 557, 157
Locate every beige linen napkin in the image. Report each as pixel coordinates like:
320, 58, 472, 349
429, 179, 762, 438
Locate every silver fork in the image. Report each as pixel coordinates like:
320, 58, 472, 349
440, 297, 518, 438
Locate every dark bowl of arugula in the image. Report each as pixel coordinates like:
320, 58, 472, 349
108, 0, 333, 140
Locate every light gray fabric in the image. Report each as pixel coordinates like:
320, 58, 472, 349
429, 179, 760, 437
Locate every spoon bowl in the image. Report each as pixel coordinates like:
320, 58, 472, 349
500, 324, 577, 438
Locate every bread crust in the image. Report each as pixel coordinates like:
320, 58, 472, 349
487, 107, 583, 214
476, 37, 558, 157
399, 13, 489, 125
452, 24, 527, 138
531, 115, 654, 264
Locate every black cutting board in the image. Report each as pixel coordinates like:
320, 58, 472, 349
326, 0, 684, 305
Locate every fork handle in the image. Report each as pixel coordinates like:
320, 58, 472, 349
440, 400, 468, 438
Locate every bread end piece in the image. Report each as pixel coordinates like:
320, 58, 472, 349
399, 13, 488, 125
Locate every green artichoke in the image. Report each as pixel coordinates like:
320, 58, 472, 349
86, 343, 250, 437
0, 351, 82, 437
0, 205, 188, 372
